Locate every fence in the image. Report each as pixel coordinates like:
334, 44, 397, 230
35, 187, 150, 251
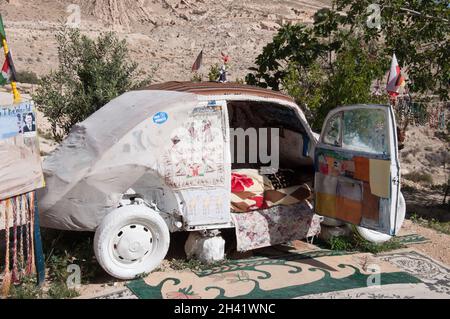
395, 95, 449, 130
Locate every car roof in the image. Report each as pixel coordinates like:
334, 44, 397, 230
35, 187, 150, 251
145, 81, 295, 104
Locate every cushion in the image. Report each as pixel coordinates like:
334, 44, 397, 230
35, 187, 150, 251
263, 169, 296, 190
264, 184, 312, 208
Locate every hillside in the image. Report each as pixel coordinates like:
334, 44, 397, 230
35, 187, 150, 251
1, 0, 331, 82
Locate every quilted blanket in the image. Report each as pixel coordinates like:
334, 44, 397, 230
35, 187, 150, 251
231, 169, 312, 213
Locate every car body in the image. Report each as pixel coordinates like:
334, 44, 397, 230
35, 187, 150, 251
37, 82, 404, 279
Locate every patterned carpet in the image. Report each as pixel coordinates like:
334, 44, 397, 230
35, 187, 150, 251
91, 236, 448, 299
124, 250, 421, 299
298, 250, 450, 299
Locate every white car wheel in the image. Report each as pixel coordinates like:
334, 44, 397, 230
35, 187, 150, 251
354, 192, 406, 244
94, 205, 170, 280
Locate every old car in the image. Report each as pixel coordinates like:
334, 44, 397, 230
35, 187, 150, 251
38, 81, 405, 279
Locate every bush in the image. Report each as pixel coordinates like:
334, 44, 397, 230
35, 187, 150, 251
191, 72, 203, 82
404, 172, 434, 185
33, 25, 152, 142
323, 234, 404, 254
208, 63, 221, 82
16, 71, 40, 84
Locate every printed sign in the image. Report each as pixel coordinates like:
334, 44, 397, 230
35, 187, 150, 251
160, 102, 227, 189
0, 102, 37, 139
153, 112, 169, 125
0, 101, 45, 200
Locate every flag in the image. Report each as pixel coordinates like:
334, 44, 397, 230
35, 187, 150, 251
191, 50, 203, 72
386, 53, 405, 97
0, 14, 6, 41
0, 52, 17, 85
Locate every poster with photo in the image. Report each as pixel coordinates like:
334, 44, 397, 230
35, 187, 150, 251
0, 101, 45, 200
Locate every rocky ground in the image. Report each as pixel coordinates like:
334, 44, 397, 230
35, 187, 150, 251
400, 125, 449, 222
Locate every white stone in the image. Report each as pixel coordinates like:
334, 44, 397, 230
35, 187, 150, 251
184, 231, 225, 264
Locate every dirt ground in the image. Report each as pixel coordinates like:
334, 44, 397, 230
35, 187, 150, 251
399, 220, 450, 266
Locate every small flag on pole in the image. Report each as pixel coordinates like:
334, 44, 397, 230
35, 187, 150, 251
0, 52, 17, 85
192, 50, 203, 72
386, 53, 405, 97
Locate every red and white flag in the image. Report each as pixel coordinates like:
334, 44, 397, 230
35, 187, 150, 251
0, 52, 17, 86
386, 53, 406, 97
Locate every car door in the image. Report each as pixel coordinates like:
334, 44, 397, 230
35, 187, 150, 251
314, 104, 401, 235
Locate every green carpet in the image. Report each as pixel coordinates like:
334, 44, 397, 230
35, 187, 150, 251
127, 249, 422, 299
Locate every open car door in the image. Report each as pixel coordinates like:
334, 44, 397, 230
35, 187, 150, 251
314, 105, 401, 235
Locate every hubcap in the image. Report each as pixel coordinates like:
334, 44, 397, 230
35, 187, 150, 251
112, 224, 154, 263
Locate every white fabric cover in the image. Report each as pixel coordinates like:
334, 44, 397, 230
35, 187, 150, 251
38, 90, 199, 231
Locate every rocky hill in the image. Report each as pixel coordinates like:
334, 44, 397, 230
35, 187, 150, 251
1, 0, 331, 83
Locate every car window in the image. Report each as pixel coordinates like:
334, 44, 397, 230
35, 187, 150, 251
342, 108, 388, 155
323, 113, 341, 146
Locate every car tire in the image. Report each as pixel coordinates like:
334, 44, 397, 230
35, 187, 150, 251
94, 204, 170, 280
354, 192, 406, 244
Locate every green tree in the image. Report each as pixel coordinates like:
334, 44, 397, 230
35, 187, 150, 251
246, 0, 449, 129
33, 26, 151, 141
336, 0, 449, 100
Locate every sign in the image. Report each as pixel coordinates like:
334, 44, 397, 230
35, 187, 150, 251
0, 101, 44, 200
153, 112, 169, 125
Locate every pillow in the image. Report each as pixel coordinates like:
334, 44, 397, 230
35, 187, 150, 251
264, 184, 312, 208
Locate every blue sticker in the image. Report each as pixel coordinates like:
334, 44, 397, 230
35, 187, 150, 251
207, 100, 217, 107
153, 112, 168, 124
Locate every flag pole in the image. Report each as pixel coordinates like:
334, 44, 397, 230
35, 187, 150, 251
0, 16, 21, 104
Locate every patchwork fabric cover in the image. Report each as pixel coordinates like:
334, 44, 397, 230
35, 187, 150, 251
232, 201, 322, 251
230, 169, 266, 212
264, 184, 312, 208
231, 169, 312, 212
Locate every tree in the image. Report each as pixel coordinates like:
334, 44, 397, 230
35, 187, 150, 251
336, 0, 449, 100
33, 26, 151, 141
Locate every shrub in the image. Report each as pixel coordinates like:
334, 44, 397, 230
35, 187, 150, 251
33, 25, 152, 142
404, 172, 434, 185
16, 71, 40, 84
208, 63, 221, 82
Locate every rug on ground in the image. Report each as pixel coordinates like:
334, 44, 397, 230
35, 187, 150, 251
298, 250, 450, 299
126, 249, 421, 299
